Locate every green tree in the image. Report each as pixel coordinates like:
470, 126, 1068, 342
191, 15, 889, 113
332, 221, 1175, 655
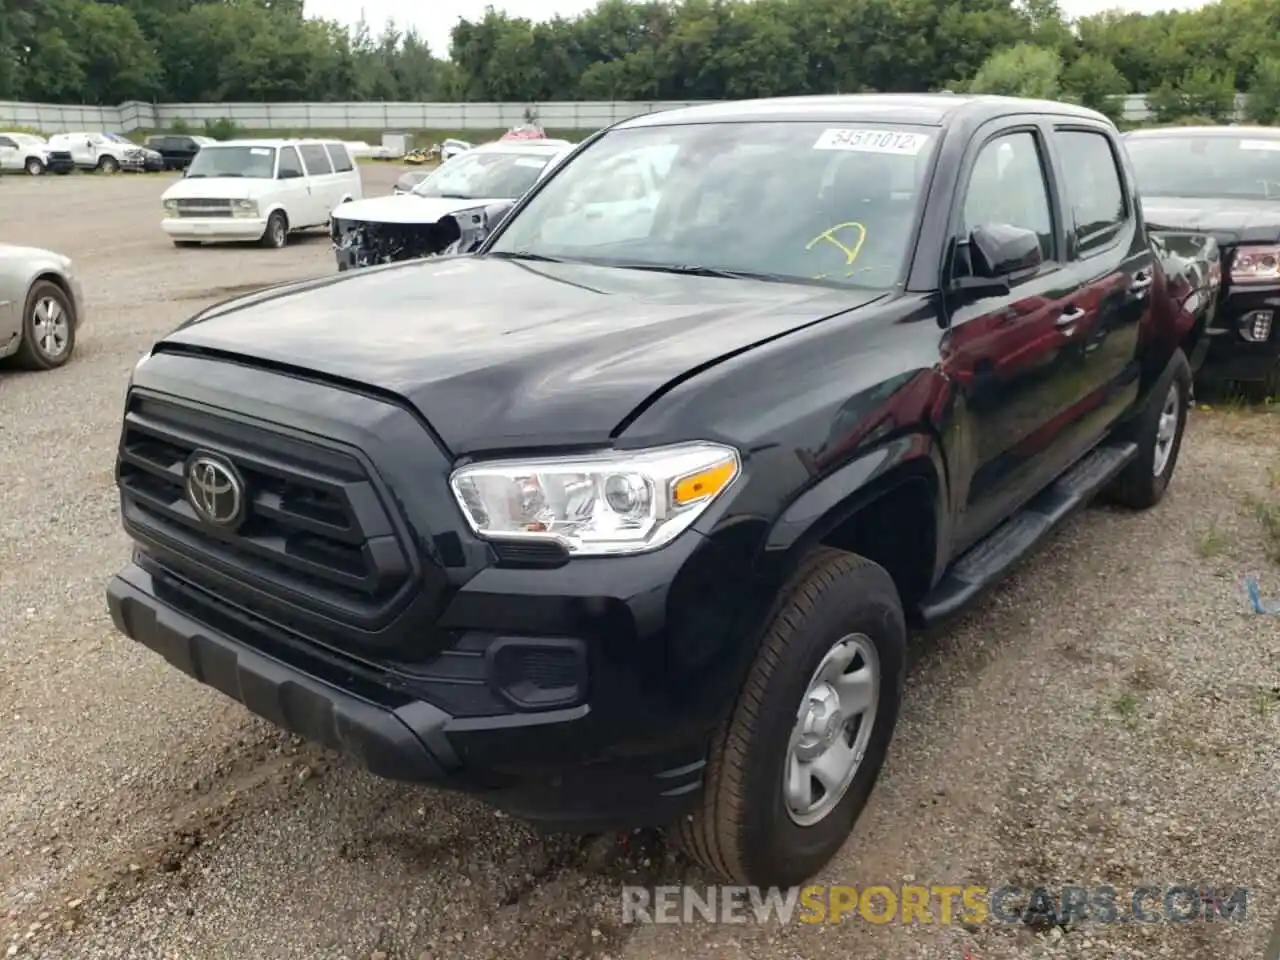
968, 43, 1062, 99
1245, 56, 1280, 124
1061, 52, 1128, 120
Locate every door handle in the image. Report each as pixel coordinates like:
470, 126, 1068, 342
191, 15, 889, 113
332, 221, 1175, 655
1129, 271, 1153, 295
1056, 306, 1086, 327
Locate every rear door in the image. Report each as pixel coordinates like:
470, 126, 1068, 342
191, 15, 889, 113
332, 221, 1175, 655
1044, 125, 1150, 425
323, 142, 360, 202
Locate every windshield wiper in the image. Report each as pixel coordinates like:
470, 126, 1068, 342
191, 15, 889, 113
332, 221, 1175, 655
435, 192, 474, 200
607, 263, 798, 283
487, 250, 571, 263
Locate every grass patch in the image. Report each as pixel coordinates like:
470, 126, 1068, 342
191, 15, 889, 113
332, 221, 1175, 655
1256, 498, 1280, 563
1197, 523, 1231, 558
1112, 690, 1142, 728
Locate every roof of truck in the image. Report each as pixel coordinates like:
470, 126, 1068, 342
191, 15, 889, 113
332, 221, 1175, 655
619, 93, 1111, 130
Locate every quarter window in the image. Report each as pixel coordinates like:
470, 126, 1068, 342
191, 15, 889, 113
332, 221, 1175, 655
298, 144, 332, 175
962, 131, 1055, 262
1053, 130, 1128, 256
324, 142, 353, 172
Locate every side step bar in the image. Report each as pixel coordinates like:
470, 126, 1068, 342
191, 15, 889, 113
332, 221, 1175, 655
919, 441, 1138, 625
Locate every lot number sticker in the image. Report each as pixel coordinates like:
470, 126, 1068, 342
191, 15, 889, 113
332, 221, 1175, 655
813, 128, 929, 155
1239, 139, 1280, 152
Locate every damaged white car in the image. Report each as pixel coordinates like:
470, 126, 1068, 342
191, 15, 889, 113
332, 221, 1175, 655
329, 140, 571, 271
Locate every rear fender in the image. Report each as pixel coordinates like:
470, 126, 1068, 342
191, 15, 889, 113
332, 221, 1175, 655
1148, 230, 1222, 374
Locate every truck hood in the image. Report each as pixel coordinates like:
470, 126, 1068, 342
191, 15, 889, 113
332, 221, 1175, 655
162, 177, 272, 201
332, 195, 500, 226
1142, 196, 1280, 246
159, 255, 887, 454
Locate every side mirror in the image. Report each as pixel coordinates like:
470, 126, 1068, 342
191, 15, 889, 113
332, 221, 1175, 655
948, 224, 1042, 299
481, 200, 516, 231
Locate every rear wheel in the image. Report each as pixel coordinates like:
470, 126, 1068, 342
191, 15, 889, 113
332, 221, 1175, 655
24, 156, 45, 176
260, 211, 288, 249
1104, 348, 1191, 510
675, 547, 906, 887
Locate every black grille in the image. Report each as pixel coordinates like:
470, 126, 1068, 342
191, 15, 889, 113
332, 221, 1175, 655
116, 395, 413, 626
49, 150, 72, 161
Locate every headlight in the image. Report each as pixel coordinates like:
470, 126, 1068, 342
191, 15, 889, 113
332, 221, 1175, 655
1230, 244, 1280, 284
449, 441, 740, 556
163, 199, 178, 214
232, 199, 258, 218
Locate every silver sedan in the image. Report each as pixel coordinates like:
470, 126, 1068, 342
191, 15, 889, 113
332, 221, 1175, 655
0, 244, 83, 370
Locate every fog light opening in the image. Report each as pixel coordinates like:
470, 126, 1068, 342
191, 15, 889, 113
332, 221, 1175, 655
1240, 310, 1273, 342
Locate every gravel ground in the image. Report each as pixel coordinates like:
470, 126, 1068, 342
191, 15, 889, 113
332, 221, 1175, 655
1, 168, 1278, 960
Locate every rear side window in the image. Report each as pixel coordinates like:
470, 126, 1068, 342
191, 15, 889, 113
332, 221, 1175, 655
1053, 130, 1128, 256
324, 142, 353, 172
277, 146, 303, 177
0, 136, 15, 148
298, 144, 332, 175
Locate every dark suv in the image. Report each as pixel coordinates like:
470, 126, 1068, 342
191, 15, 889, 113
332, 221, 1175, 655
106, 95, 1217, 888
144, 134, 213, 171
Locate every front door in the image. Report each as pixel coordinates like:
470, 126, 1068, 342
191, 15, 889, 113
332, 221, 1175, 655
941, 124, 1103, 552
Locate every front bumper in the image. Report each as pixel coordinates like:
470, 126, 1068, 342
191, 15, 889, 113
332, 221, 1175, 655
106, 561, 711, 829
162, 217, 268, 243
1201, 284, 1280, 384
143, 155, 165, 172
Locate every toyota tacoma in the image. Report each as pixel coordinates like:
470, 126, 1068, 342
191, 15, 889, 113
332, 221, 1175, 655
107, 95, 1218, 888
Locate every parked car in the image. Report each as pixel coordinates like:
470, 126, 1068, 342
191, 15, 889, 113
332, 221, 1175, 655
144, 134, 217, 171
45, 131, 146, 173
330, 140, 569, 270
106, 94, 1217, 889
1124, 124, 1280, 397
0, 244, 83, 370
160, 139, 361, 249
0, 132, 71, 175
103, 133, 164, 171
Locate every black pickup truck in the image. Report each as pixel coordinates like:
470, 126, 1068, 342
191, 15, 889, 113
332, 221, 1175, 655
1125, 125, 1280, 397
106, 95, 1218, 888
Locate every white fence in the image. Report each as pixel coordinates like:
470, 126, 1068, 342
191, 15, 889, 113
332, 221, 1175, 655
0, 94, 1253, 133
0, 99, 714, 133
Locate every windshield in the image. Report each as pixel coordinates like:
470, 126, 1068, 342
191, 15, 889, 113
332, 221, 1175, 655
489, 121, 938, 288
412, 150, 553, 199
105, 133, 130, 143
1127, 134, 1280, 200
185, 145, 276, 179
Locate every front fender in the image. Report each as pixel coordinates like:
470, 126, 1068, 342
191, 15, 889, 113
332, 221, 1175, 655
1149, 230, 1222, 369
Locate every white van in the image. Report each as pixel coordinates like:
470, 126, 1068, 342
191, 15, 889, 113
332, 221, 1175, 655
160, 139, 362, 248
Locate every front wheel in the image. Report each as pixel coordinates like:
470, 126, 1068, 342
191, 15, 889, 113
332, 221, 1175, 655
10, 280, 76, 371
25, 157, 45, 175
675, 547, 906, 887
1104, 348, 1191, 510
260, 211, 288, 249
97, 155, 119, 174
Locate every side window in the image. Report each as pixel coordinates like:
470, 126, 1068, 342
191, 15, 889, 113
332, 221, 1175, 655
962, 131, 1055, 262
0, 137, 15, 148
277, 146, 303, 178
1053, 130, 1127, 256
324, 142, 353, 172
298, 144, 332, 175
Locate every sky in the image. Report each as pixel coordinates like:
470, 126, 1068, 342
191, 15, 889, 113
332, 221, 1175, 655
304, 0, 1213, 62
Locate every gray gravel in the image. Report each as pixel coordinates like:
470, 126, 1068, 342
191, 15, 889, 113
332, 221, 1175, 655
1, 169, 1278, 960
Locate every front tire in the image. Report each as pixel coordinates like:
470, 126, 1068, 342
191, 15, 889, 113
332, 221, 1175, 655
676, 547, 906, 887
1104, 348, 1191, 510
260, 211, 288, 249
25, 157, 45, 175
11, 280, 75, 371
97, 155, 119, 174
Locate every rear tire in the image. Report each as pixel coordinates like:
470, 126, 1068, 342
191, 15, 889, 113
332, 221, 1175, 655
260, 211, 288, 249
675, 547, 906, 887
1104, 348, 1191, 510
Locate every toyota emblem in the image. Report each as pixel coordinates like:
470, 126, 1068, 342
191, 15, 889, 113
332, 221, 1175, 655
185, 453, 245, 528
